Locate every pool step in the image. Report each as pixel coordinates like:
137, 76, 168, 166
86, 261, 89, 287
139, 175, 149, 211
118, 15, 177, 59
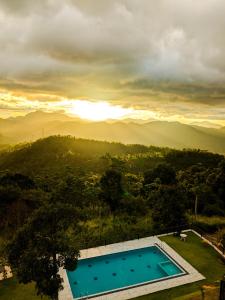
157, 260, 173, 276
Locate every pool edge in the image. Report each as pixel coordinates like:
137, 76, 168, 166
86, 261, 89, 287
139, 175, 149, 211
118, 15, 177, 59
59, 235, 205, 300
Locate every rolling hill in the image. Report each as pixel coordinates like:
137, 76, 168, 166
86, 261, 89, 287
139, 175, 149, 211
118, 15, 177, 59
0, 111, 225, 153
0, 136, 223, 177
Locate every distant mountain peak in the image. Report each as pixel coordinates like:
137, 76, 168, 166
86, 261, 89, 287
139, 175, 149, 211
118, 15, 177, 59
0, 111, 225, 153
7, 110, 79, 122
190, 120, 222, 129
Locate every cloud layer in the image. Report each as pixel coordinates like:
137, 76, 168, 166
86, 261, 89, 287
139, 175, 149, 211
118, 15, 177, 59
0, 0, 225, 122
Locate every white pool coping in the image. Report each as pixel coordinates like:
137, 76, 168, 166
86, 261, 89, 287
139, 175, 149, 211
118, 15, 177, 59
59, 235, 205, 300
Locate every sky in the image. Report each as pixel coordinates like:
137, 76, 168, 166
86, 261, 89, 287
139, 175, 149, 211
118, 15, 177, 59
0, 0, 225, 126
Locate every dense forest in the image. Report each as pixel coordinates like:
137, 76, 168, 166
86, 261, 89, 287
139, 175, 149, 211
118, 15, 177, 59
1, 135, 225, 298
0, 135, 224, 241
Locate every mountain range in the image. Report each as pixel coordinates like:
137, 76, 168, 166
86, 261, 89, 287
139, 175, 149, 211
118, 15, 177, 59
1, 111, 225, 154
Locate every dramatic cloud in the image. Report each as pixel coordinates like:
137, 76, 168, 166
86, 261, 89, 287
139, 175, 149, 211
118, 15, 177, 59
0, 0, 225, 123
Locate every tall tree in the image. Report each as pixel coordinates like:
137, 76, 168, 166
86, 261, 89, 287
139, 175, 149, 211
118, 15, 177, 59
0, 172, 48, 230
209, 160, 225, 208
54, 174, 86, 207
7, 204, 79, 300
151, 185, 187, 232
143, 163, 176, 186
100, 169, 123, 212
177, 164, 208, 218
0, 173, 35, 190
142, 163, 176, 204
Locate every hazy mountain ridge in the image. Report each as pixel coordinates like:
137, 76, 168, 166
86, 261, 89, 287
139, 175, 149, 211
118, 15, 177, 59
0, 111, 225, 153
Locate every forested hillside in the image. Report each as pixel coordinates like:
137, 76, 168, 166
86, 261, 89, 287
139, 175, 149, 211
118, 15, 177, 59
0, 135, 224, 241
0, 134, 225, 300
0, 135, 223, 176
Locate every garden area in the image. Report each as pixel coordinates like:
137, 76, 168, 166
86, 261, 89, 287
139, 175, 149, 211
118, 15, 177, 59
0, 231, 224, 300
137, 231, 225, 300
0, 139, 225, 300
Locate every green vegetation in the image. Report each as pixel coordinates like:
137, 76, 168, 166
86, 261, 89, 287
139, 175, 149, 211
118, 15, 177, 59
0, 136, 224, 299
7, 204, 79, 300
194, 215, 225, 226
136, 232, 224, 300
100, 168, 124, 212
0, 278, 49, 300
1, 232, 224, 300
192, 215, 225, 233
151, 184, 187, 232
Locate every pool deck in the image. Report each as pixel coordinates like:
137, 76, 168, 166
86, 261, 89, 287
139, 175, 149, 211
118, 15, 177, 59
59, 235, 205, 300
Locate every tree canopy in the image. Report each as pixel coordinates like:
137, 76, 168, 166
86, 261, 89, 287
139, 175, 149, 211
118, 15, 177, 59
100, 169, 124, 212
7, 204, 79, 300
0, 136, 224, 298
151, 184, 187, 232
143, 163, 176, 186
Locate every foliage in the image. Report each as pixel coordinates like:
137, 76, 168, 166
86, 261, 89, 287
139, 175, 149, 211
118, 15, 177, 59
0, 136, 224, 242
165, 149, 223, 170
7, 204, 79, 300
1, 232, 224, 300
0, 173, 35, 189
0, 173, 48, 230
178, 162, 225, 216
143, 163, 176, 185
100, 169, 124, 212
0, 136, 224, 299
151, 184, 187, 232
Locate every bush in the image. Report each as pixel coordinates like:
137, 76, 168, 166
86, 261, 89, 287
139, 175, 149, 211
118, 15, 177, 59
203, 204, 225, 217
192, 217, 225, 234
193, 221, 219, 233
201, 240, 210, 247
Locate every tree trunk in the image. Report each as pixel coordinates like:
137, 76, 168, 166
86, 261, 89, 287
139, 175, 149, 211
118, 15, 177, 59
194, 194, 198, 220
52, 253, 59, 300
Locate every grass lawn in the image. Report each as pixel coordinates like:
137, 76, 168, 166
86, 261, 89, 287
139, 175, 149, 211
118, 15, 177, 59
135, 231, 225, 300
0, 278, 49, 300
0, 231, 224, 300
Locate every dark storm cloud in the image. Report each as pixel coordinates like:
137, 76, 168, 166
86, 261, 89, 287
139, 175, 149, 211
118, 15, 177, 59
120, 79, 225, 105
0, 0, 225, 115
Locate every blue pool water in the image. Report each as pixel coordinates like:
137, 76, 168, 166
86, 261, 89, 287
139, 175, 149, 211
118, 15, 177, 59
67, 245, 185, 299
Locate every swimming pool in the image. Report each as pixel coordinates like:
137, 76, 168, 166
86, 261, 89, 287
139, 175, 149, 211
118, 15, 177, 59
67, 244, 186, 299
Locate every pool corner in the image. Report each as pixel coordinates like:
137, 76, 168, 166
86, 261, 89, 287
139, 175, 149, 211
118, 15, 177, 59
59, 235, 205, 300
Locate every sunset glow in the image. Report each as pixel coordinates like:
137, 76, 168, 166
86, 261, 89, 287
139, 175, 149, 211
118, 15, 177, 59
69, 100, 133, 121
1, 91, 225, 127
0, 0, 225, 125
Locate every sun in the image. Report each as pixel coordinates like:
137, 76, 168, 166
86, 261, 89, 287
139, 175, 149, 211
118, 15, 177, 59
69, 100, 133, 121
